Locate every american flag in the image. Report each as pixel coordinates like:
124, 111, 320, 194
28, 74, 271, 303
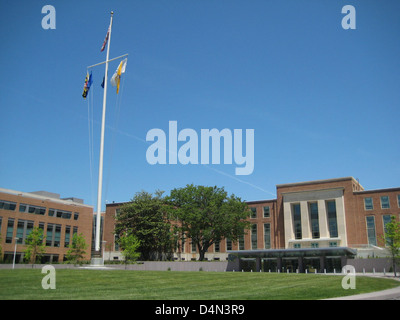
100, 25, 110, 52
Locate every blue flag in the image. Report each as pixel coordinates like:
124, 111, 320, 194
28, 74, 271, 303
82, 71, 93, 99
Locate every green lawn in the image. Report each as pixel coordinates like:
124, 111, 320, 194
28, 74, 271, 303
0, 269, 398, 300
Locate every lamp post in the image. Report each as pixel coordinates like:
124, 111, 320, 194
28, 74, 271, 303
12, 237, 19, 269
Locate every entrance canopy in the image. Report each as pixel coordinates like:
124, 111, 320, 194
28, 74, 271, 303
228, 247, 357, 259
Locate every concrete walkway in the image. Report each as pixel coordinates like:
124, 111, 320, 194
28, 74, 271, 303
326, 286, 400, 300
325, 274, 400, 300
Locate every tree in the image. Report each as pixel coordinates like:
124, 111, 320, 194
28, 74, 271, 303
166, 185, 250, 261
383, 216, 400, 277
118, 234, 141, 269
66, 233, 88, 266
115, 190, 175, 260
24, 227, 46, 265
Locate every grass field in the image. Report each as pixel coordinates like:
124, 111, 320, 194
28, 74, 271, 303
0, 269, 399, 300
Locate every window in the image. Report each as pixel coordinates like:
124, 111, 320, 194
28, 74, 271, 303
329, 241, 338, 247
366, 216, 377, 246
381, 196, 390, 209
0, 200, 17, 211
54, 225, 61, 247
383, 215, 392, 232
382, 215, 393, 245
214, 241, 220, 253
251, 224, 257, 249
263, 206, 270, 218
397, 195, 400, 208
264, 223, 271, 249
293, 243, 301, 248
49, 208, 72, 219
292, 204, 302, 240
250, 207, 257, 219
74, 212, 79, 220
309, 202, 320, 239
311, 242, 319, 248
6, 218, 15, 243
327, 200, 338, 238
114, 234, 120, 251
226, 238, 232, 251
46, 224, 54, 246
239, 233, 245, 250
16, 220, 25, 244
191, 241, 196, 253
65, 226, 71, 248
364, 197, 373, 210
16, 220, 34, 244
20, 203, 46, 215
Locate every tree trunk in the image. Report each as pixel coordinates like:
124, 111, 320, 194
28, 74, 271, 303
199, 250, 205, 261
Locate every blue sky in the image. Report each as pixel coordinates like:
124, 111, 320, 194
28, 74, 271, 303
0, 1, 399, 209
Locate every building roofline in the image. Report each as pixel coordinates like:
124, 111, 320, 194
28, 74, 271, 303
354, 187, 400, 195
245, 199, 277, 204
276, 176, 359, 189
0, 188, 93, 208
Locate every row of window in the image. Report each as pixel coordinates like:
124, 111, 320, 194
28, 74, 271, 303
0, 199, 80, 220
250, 205, 271, 218
366, 214, 394, 246
292, 200, 338, 240
293, 242, 338, 249
0, 217, 78, 247
364, 195, 400, 210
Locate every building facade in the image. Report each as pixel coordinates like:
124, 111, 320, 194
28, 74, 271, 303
102, 177, 400, 271
0, 188, 93, 263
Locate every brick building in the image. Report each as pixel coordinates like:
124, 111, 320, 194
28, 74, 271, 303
0, 188, 93, 263
102, 177, 400, 272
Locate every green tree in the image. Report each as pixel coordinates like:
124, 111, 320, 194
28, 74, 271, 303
115, 190, 174, 260
166, 185, 250, 261
24, 227, 46, 265
118, 234, 141, 269
66, 233, 88, 266
382, 216, 400, 277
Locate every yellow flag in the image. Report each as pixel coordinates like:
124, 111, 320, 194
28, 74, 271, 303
110, 58, 127, 94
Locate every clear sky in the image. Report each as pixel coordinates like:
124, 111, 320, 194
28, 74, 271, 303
0, 0, 399, 210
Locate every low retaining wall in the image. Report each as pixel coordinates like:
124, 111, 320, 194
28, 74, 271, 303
1, 258, 396, 273
0, 261, 232, 272
346, 258, 396, 273
120, 261, 230, 272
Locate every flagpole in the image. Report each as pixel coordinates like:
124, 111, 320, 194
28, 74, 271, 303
95, 11, 113, 253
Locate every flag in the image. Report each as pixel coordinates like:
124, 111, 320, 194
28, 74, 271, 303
101, 76, 105, 88
100, 24, 110, 52
82, 71, 93, 99
110, 58, 127, 94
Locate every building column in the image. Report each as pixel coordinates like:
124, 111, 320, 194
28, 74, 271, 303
318, 199, 329, 238
283, 201, 293, 248
300, 201, 310, 239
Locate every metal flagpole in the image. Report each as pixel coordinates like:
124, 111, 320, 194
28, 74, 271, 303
95, 11, 113, 253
